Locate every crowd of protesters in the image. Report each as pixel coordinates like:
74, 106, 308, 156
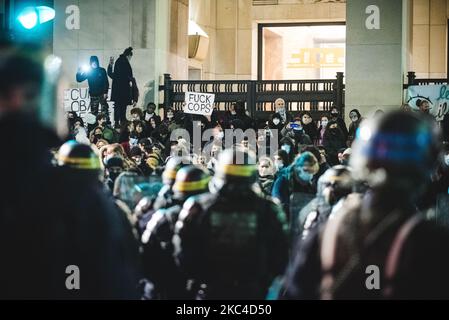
3, 42, 449, 300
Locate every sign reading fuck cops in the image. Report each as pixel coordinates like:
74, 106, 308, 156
184, 92, 215, 116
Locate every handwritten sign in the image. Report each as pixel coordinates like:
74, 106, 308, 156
183, 92, 215, 116
63, 88, 114, 123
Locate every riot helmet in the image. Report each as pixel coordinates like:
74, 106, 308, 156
57, 140, 101, 171
350, 110, 441, 194
211, 146, 257, 192
172, 165, 211, 201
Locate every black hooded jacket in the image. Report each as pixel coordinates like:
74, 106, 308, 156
76, 56, 109, 96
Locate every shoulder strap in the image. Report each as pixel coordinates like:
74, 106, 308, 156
383, 214, 423, 298
320, 194, 362, 272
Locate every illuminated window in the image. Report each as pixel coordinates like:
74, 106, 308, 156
259, 23, 346, 80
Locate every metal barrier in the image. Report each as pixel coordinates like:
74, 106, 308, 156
159, 72, 345, 122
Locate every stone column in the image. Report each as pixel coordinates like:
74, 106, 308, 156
345, 0, 410, 118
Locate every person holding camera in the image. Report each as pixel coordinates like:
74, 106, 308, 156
76, 56, 109, 117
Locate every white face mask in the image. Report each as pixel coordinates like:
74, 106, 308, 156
129, 138, 138, 146
281, 145, 291, 154
277, 108, 286, 116
321, 120, 328, 128
217, 131, 224, 139
273, 119, 281, 126
445, 155, 449, 166
350, 113, 359, 123
274, 160, 284, 171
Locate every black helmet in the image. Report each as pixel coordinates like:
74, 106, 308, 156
162, 156, 191, 185
350, 111, 441, 191
57, 140, 101, 170
212, 147, 257, 190
317, 165, 354, 206
172, 165, 211, 200
104, 155, 124, 169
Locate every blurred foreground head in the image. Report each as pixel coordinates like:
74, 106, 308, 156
0, 36, 65, 136
350, 110, 441, 196
0, 40, 44, 115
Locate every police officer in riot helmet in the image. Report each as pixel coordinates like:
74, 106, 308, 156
173, 147, 289, 299
153, 156, 192, 211
299, 165, 354, 240
141, 166, 211, 299
58, 140, 102, 172
282, 111, 449, 300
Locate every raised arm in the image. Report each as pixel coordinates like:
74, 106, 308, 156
76, 69, 88, 83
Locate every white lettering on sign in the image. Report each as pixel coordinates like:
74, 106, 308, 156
66, 5, 80, 30
365, 5, 380, 30
183, 92, 215, 116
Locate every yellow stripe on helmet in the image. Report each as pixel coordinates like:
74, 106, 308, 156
173, 177, 211, 192
220, 164, 256, 177
58, 156, 101, 170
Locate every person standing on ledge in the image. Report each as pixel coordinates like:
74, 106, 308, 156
76, 56, 109, 119
108, 47, 136, 128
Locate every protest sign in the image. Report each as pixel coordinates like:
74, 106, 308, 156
407, 84, 449, 121
183, 92, 215, 116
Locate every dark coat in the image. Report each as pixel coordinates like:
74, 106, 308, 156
323, 128, 346, 166
0, 113, 140, 299
173, 188, 289, 299
108, 55, 134, 106
272, 168, 317, 219
76, 66, 109, 97
348, 119, 363, 146
303, 122, 319, 143
282, 193, 449, 300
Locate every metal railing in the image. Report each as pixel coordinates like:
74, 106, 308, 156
404, 71, 447, 88
159, 72, 345, 121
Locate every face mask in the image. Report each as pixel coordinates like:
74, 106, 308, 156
445, 155, 449, 166
108, 171, 121, 182
321, 120, 328, 128
217, 131, 224, 139
130, 138, 138, 146
293, 125, 303, 132
273, 119, 280, 126
297, 169, 313, 183
274, 161, 284, 171
95, 134, 102, 139
167, 114, 173, 119
134, 157, 142, 165
350, 114, 359, 123
281, 145, 291, 154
